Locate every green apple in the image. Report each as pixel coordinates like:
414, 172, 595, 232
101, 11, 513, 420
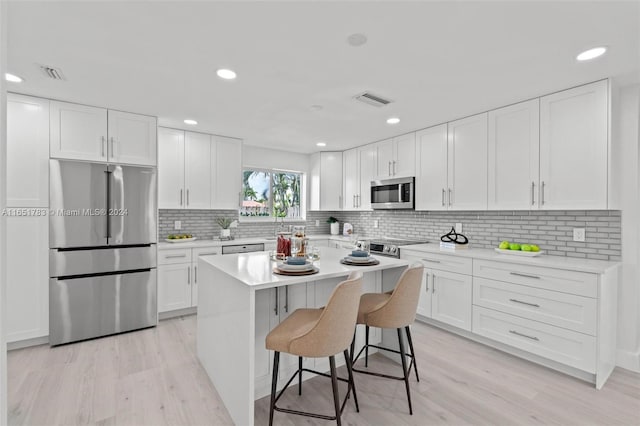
509, 243, 521, 251
521, 244, 532, 252
498, 241, 510, 250
530, 245, 540, 252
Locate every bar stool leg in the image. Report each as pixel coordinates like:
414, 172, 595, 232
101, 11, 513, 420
343, 349, 360, 412
365, 325, 370, 367
397, 328, 413, 415
269, 352, 280, 426
350, 331, 356, 364
329, 355, 342, 426
298, 356, 303, 395
405, 326, 419, 382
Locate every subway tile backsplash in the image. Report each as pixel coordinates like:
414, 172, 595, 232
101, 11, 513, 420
159, 209, 621, 261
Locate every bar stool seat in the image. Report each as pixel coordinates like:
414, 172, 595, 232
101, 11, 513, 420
266, 272, 363, 426
356, 293, 389, 324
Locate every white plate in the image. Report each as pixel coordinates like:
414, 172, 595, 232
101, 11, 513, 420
345, 256, 373, 263
165, 237, 197, 243
494, 248, 544, 257
278, 261, 314, 271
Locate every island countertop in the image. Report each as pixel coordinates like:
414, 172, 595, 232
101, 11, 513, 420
198, 246, 409, 290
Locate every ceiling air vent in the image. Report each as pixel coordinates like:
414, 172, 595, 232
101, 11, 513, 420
354, 91, 393, 107
39, 64, 66, 81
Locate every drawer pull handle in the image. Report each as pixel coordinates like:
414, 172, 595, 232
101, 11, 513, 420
510, 272, 540, 279
422, 259, 441, 263
509, 298, 540, 308
509, 330, 539, 341
166, 254, 187, 259
199, 252, 218, 256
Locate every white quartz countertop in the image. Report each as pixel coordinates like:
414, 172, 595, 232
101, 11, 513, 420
198, 246, 409, 290
401, 243, 619, 274
158, 234, 353, 250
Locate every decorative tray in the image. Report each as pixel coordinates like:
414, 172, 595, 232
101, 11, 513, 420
340, 258, 380, 266
494, 248, 544, 257
273, 266, 320, 276
165, 237, 197, 243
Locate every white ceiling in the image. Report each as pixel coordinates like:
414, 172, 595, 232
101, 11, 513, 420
7, 1, 640, 154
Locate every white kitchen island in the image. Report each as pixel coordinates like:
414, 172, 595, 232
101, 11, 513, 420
196, 246, 410, 426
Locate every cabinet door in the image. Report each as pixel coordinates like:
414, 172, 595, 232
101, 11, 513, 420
376, 139, 394, 178
50, 101, 108, 162
158, 128, 185, 209
343, 148, 359, 211
6, 215, 49, 342
278, 284, 310, 379
7, 94, 50, 207
254, 288, 275, 390
157, 263, 192, 312
431, 270, 472, 331
448, 113, 488, 210
358, 145, 377, 209
392, 132, 416, 177
417, 269, 432, 318
320, 152, 343, 210
107, 110, 157, 166
213, 136, 242, 209
540, 80, 608, 209
415, 124, 448, 210
488, 99, 540, 210
192, 248, 220, 307
184, 132, 212, 209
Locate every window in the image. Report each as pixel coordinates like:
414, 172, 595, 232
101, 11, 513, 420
240, 169, 303, 220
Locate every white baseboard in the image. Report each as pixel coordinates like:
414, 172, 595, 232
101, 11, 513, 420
616, 348, 640, 372
159, 306, 197, 320
7, 335, 49, 351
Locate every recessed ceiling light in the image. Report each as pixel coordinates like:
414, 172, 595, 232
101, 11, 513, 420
386, 117, 400, 124
347, 33, 368, 47
316, 142, 327, 147
310, 105, 323, 111
216, 69, 237, 80
5, 73, 23, 83
576, 47, 607, 61
184, 119, 198, 125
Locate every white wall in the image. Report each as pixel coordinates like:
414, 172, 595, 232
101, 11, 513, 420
242, 145, 310, 174
0, 0, 8, 421
611, 81, 640, 371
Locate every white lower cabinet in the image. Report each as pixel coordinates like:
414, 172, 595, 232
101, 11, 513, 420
6, 215, 49, 343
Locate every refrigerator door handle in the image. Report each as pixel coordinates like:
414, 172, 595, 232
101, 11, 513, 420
104, 170, 112, 238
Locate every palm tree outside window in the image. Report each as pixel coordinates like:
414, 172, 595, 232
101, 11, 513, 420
241, 168, 303, 219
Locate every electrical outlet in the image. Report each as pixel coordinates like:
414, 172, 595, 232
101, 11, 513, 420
373, 220, 379, 229
315, 220, 319, 226
455, 223, 463, 233
573, 228, 585, 242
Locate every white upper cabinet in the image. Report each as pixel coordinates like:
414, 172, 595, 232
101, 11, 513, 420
7, 94, 50, 207
310, 152, 343, 210
539, 80, 608, 210
184, 132, 212, 209
107, 110, 157, 166
447, 113, 488, 210
50, 101, 108, 162
343, 148, 359, 211
376, 133, 416, 178
415, 124, 448, 210
358, 144, 377, 210
213, 136, 243, 210
488, 99, 540, 210
158, 128, 186, 209
50, 100, 157, 166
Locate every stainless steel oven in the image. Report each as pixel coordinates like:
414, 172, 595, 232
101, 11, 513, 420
371, 176, 415, 209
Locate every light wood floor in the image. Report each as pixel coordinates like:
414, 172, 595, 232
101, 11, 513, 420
8, 315, 640, 426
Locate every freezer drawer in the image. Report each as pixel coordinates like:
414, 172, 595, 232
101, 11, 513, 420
50, 245, 157, 277
49, 269, 157, 345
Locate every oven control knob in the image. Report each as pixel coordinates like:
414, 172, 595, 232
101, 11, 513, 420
390, 246, 398, 254
384, 246, 391, 253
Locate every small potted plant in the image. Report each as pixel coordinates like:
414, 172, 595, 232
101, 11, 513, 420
216, 217, 233, 239
327, 216, 339, 235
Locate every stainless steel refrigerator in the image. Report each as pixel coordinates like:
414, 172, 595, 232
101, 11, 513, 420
49, 159, 157, 345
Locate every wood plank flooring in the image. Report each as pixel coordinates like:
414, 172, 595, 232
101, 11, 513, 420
8, 315, 640, 426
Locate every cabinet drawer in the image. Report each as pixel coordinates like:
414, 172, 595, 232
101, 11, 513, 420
158, 248, 192, 265
193, 246, 221, 259
473, 278, 597, 335
473, 306, 596, 373
473, 260, 597, 298
412, 252, 472, 275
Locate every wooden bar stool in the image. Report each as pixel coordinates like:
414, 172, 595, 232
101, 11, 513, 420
266, 272, 363, 426
350, 264, 424, 414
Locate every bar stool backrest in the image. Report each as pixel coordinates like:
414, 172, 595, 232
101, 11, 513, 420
366, 264, 424, 329
289, 272, 364, 358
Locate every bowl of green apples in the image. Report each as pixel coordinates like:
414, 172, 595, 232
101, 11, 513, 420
495, 240, 543, 256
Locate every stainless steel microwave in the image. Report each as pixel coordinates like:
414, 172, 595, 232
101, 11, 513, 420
370, 176, 415, 209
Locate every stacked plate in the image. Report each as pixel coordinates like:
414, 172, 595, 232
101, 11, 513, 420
341, 252, 379, 266
277, 260, 314, 272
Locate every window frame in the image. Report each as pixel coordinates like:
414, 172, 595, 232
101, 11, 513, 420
239, 167, 306, 223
